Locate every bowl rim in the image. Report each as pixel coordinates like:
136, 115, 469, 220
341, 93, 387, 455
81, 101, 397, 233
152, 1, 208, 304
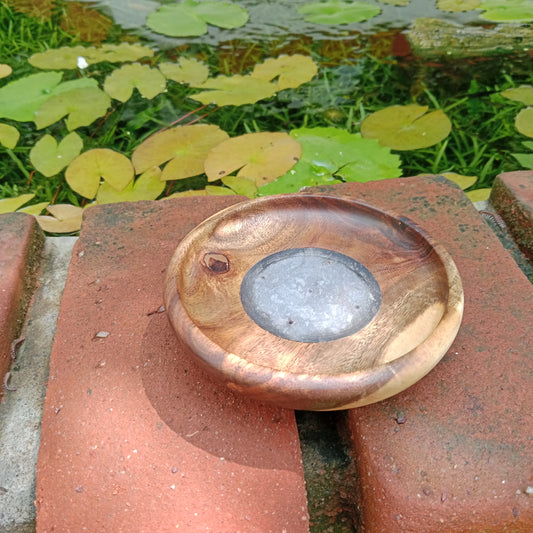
164, 193, 464, 409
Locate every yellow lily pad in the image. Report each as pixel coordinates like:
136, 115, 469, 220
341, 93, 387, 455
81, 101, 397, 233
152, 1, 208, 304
0, 64, 12, 79
159, 58, 210, 86
36, 204, 84, 233
0, 193, 35, 214
515, 107, 533, 137
437, 0, 481, 11
205, 185, 236, 195
466, 188, 491, 202
30, 132, 83, 177
440, 172, 477, 190
251, 55, 318, 90
65, 149, 134, 199
96, 166, 165, 204
104, 63, 167, 103
361, 104, 452, 150
132, 124, 229, 180
221, 175, 257, 198
165, 189, 209, 198
204, 131, 302, 186
34, 87, 111, 131
501, 86, 533, 106
190, 75, 277, 106
18, 202, 49, 215
0, 123, 20, 149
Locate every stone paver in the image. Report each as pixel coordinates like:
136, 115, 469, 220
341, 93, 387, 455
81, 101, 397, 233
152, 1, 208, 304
491, 170, 533, 261
35, 197, 309, 532
0, 213, 43, 391
306, 176, 532, 532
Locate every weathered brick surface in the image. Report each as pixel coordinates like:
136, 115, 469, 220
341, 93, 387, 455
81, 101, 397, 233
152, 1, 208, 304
0, 213, 44, 390
35, 197, 309, 532
491, 170, 533, 260
307, 177, 532, 532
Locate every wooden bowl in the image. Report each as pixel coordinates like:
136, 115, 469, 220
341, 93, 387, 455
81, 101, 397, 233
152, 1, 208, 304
164, 195, 463, 411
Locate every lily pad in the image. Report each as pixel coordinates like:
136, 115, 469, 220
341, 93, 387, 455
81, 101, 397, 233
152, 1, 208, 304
0, 124, 20, 149
190, 75, 277, 106
437, 0, 481, 11
30, 132, 83, 177
204, 131, 302, 186
159, 58, 209, 86
515, 108, 533, 137
0, 193, 35, 214
513, 152, 533, 169
500, 85, 533, 106
0, 72, 96, 122
251, 55, 318, 90
147, 0, 248, 37
466, 188, 491, 202
221, 175, 257, 198
0, 64, 12, 79
205, 185, 237, 195
361, 104, 452, 150
18, 202, 49, 215
132, 124, 229, 180
439, 172, 478, 190
379, 0, 410, 5
479, 0, 533, 21
29, 43, 154, 70
65, 149, 134, 199
34, 86, 111, 131
298, 1, 381, 25
104, 63, 167, 102
36, 204, 84, 233
96, 166, 165, 204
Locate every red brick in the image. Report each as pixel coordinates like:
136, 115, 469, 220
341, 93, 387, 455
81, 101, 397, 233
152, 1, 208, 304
36, 197, 309, 532
0, 213, 44, 391
491, 171, 533, 260
308, 176, 532, 532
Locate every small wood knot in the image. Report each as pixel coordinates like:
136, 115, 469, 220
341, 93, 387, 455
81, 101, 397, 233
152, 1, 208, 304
203, 252, 230, 273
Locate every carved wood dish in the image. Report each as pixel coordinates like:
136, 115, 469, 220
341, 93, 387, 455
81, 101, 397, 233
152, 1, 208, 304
164, 194, 464, 411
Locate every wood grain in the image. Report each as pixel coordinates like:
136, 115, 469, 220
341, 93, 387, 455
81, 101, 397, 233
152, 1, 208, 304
164, 195, 463, 410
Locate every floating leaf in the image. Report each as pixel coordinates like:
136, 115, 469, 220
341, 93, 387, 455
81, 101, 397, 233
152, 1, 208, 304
30, 132, 83, 177
18, 202, 49, 215
29, 43, 154, 70
0, 193, 35, 214
159, 58, 209, 86
479, 0, 533, 21
500, 86, 533, 106
0, 124, 20, 149
439, 172, 477, 190
0, 64, 12, 79
515, 108, 533, 137
298, 1, 381, 24
513, 152, 533, 169
205, 185, 236, 195
65, 149, 134, 199
36, 204, 84, 233
204, 131, 302, 186
166, 189, 209, 198
466, 188, 491, 202
437, 0, 481, 11
221, 176, 257, 198
60, 2, 113, 43
34, 87, 111, 130
379, 0, 410, 5
96, 166, 165, 204
251, 55, 318, 90
132, 124, 229, 180
361, 105, 452, 150
190, 75, 277, 106
147, 0, 248, 37
104, 63, 167, 102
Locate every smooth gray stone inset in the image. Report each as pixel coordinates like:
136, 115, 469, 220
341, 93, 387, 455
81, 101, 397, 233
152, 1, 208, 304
240, 247, 382, 343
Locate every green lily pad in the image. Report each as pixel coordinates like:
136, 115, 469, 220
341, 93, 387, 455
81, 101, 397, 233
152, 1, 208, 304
205, 185, 236, 195
132, 124, 229, 180
190, 75, 277, 106
36, 204, 84, 233
104, 63, 167, 103
437, 0, 481, 11
159, 58, 209, 86
204, 131, 302, 186
0, 124, 20, 149
0, 193, 35, 214
65, 149, 134, 199
29, 43, 155, 70
298, 1, 381, 25
479, 0, 533, 21
361, 104, 452, 150
30, 132, 83, 177
251, 55, 318, 90
147, 0, 248, 37
500, 85, 533, 106
34, 87, 111, 131
221, 176, 257, 198
96, 166, 165, 203
513, 152, 533, 169
515, 108, 533, 137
